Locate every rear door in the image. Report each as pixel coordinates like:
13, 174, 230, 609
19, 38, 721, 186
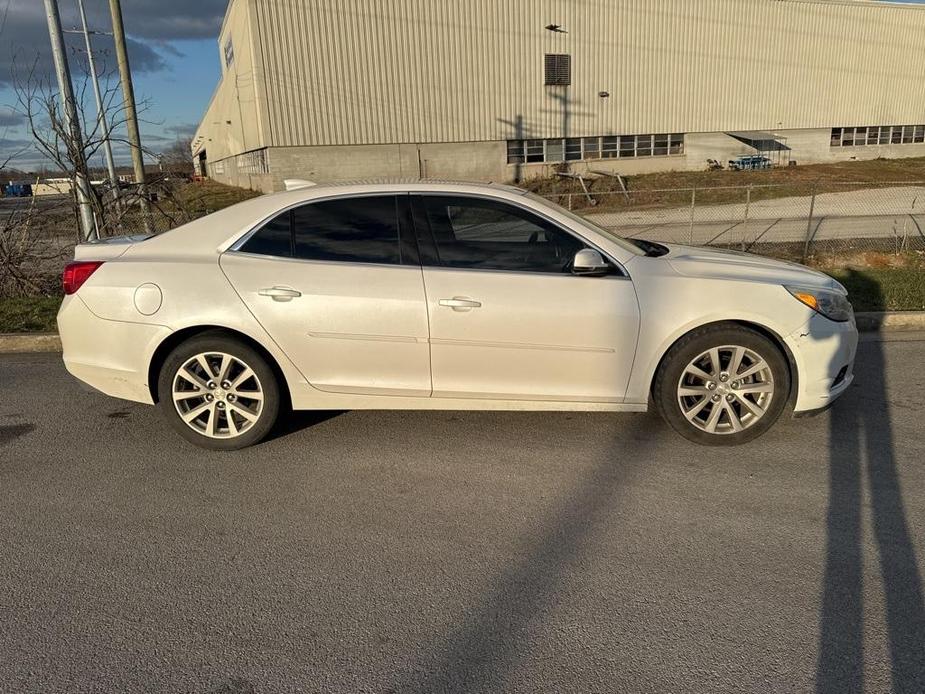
413, 194, 640, 402
221, 194, 432, 396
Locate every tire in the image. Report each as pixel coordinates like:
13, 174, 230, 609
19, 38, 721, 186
653, 324, 790, 446
156, 332, 281, 451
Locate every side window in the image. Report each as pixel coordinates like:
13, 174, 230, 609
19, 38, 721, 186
239, 196, 402, 264
239, 212, 292, 257
292, 196, 401, 264
420, 196, 587, 273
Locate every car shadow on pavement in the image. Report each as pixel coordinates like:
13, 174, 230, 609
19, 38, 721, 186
387, 410, 665, 693
817, 270, 925, 694
265, 409, 344, 442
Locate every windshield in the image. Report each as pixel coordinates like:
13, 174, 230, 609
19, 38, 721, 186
524, 192, 645, 256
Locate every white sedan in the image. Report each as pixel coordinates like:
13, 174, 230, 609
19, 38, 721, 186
58, 181, 858, 450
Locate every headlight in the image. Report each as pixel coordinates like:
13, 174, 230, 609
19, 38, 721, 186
785, 286, 854, 322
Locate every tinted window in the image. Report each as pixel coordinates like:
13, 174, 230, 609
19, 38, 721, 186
421, 196, 586, 273
239, 213, 292, 257
293, 196, 400, 264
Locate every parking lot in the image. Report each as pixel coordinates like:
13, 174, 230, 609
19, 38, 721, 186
1, 333, 923, 693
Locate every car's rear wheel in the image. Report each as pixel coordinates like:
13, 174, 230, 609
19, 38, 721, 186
654, 325, 790, 446
157, 334, 280, 450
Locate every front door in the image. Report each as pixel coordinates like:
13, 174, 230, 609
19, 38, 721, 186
413, 194, 640, 402
221, 194, 431, 396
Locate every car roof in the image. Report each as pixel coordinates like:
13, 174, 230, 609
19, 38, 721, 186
280, 178, 529, 196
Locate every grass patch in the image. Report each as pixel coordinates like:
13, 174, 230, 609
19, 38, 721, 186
526, 156, 925, 211
829, 268, 925, 312
172, 179, 261, 215
0, 296, 61, 333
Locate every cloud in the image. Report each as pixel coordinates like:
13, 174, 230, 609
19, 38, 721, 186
0, 108, 24, 127
164, 122, 198, 137
0, 1, 227, 87
0, 137, 32, 149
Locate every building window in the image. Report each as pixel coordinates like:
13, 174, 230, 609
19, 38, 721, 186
506, 133, 685, 165
544, 54, 571, 86
224, 38, 234, 68
237, 149, 269, 175
582, 137, 599, 159
507, 140, 525, 164
618, 136, 634, 158
210, 160, 225, 176
545, 139, 564, 162
832, 125, 925, 147
525, 139, 544, 162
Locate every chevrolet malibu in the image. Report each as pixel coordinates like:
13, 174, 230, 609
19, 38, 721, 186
58, 180, 858, 450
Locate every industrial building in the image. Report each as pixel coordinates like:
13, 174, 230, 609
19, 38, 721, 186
193, 0, 925, 193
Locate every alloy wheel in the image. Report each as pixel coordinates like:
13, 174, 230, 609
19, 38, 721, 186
676, 345, 775, 435
171, 352, 264, 439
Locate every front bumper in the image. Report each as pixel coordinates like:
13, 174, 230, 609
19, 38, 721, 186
58, 295, 170, 405
785, 312, 859, 413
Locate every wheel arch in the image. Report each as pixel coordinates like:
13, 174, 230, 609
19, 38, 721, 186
147, 325, 292, 409
648, 319, 798, 406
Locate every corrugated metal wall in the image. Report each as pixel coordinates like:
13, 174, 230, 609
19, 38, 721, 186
227, 0, 925, 149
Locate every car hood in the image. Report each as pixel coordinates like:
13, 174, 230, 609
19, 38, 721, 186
663, 244, 844, 293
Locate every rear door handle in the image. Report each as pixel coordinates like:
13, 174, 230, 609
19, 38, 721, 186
439, 297, 482, 311
259, 286, 302, 302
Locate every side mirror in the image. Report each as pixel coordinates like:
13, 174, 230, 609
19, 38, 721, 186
571, 248, 611, 277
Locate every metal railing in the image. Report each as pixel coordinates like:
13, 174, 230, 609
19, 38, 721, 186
546, 181, 925, 261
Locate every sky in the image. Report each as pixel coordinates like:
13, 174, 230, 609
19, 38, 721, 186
1, 0, 925, 172
0, 0, 226, 171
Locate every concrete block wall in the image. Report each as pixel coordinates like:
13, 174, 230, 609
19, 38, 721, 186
208, 129, 925, 193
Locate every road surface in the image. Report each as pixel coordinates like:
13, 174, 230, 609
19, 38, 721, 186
1, 334, 924, 693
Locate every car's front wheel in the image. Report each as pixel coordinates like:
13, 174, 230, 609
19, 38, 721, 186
157, 333, 280, 450
654, 324, 790, 446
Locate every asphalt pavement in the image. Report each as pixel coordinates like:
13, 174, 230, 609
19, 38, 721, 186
1, 334, 924, 693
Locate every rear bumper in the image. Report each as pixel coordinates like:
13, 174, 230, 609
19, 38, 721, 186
57, 295, 170, 405
785, 313, 859, 413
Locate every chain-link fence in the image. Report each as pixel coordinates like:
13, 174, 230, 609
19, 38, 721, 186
0, 179, 230, 298
547, 182, 925, 262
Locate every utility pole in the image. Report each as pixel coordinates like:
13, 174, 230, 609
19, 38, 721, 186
108, 0, 152, 233
65, 0, 119, 201
43, 0, 96, 241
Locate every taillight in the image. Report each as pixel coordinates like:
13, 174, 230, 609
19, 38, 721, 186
62, 261, 104, 295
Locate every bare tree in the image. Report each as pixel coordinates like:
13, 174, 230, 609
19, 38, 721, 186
10, 54, 164, 240
159, 137, 194, 178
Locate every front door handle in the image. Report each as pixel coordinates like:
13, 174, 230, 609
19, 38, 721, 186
439, 297, 482, 311
259, 286, 302, 302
